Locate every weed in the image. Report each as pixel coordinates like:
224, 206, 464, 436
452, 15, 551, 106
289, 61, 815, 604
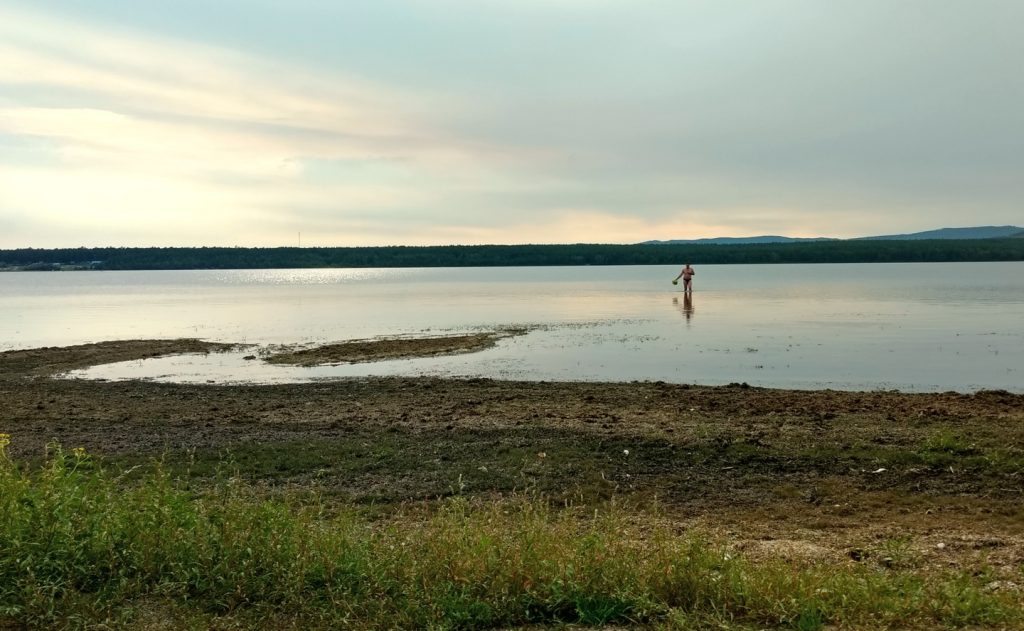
875, 535, 919, 569
923, 430, 976, 456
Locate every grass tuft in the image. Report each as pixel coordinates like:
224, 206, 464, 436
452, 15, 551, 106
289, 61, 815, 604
1, 438, 1021, 629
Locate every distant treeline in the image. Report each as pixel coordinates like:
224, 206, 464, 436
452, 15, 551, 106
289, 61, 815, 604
2, 239, 1024, 270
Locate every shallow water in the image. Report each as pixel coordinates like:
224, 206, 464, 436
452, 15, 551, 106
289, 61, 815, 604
1, 263, 1022, 392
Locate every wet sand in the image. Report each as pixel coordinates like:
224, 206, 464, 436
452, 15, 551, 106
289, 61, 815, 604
2, 339, 1023, 576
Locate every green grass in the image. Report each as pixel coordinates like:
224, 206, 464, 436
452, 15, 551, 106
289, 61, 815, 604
99, 431, 646, 504
93, 425, 1024, 508
2, 437, 1022, 630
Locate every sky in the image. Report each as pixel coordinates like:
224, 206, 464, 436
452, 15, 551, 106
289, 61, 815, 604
2, 1, 1022, 248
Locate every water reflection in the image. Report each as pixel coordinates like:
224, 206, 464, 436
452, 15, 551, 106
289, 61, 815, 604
672, 294, 694, 325
4, 263, 1024, 392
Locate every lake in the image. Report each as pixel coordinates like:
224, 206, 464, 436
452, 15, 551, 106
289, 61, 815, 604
1, 263, 1022, 392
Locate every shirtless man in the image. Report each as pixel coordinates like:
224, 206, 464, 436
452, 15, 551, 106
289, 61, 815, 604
673, 264, 695, 293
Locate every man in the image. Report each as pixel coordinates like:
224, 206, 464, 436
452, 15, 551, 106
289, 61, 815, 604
673, 264, 695, 292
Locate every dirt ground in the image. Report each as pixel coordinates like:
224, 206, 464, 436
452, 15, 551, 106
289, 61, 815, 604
2, 339, 1023, 579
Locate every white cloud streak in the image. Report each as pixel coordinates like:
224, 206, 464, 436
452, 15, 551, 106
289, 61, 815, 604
0, 4, 509, 246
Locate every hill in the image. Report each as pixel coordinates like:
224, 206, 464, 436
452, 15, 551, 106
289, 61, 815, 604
856, 225, 1024, 241
647, 225, 1024, 245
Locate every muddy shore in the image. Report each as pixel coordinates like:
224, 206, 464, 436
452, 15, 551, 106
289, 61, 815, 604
265, 330, 524, 366
2, 339, 1023, 575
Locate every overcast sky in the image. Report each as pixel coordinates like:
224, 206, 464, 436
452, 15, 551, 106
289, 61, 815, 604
2, 1, 1022, 247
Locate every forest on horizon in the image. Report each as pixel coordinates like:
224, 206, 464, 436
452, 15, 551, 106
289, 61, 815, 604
2, 239, 1023, 270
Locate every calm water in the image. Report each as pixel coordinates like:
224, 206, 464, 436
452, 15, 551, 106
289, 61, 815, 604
1, 263, 1022, 392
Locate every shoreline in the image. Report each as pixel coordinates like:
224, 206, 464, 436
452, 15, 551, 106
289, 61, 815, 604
7, 337, 1019, 395
2, 339, 1023, 575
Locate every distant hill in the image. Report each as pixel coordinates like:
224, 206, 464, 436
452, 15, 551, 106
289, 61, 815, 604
642, 236, 835, 245
645, 225, 1024, 245
855, 225, 1024, 241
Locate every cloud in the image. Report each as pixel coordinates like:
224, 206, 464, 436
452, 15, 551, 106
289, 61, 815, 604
0, 4, 503, 246
0, 6, 474, 176
2, 1, 1023, 248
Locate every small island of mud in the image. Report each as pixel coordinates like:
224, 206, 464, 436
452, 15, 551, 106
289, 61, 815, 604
264, 330, 524, 366
0, 338, 239, 377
